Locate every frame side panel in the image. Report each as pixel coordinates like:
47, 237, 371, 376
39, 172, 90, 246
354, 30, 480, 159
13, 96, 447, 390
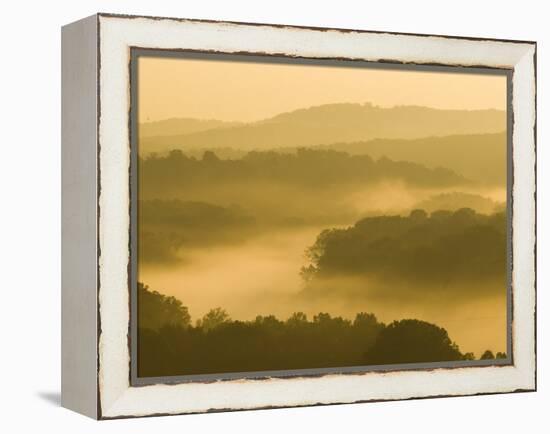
61, 14, 99, 419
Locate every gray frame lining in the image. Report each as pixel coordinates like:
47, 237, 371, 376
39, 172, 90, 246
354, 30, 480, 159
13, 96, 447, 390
128, 49, 514, 387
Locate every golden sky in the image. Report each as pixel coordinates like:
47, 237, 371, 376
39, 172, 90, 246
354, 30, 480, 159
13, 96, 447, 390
137, 54, 507, 123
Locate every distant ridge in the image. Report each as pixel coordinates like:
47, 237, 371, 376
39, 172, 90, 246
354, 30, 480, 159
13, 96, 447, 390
139, 103, 506, 154
139, 117, 243, 138
321, 132, 507, 185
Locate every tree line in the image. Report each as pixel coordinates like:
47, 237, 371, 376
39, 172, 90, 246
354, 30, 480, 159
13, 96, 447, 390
301, 208, 506, 299
137, 283, 505, 378
139, 148, 466, 200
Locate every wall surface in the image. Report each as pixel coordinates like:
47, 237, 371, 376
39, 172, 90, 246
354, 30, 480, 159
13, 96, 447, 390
0, 0, 547, 432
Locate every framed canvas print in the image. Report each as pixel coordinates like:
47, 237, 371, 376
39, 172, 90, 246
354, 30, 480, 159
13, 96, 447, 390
61, 13, 537, 419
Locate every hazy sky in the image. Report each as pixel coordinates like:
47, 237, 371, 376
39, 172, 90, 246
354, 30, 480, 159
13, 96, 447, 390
137, 54, 507, 123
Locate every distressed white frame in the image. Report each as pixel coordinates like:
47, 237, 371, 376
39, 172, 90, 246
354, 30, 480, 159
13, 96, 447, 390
92, 14, 536, 418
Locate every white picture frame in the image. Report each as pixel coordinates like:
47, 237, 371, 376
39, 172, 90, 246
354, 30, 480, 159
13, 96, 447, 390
61, 13, 536, 419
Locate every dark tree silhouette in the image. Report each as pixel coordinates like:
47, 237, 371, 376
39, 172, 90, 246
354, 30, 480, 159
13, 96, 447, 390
302, 208, 506, 298
286, 312, 308, 326
138, 282, 191, 330
137, 282, 495, 377
196, 307, 231, 331
364, 319, 464, 365
463, 352, 476, 361
138, 199, 256, 263
480, 350, 496, 360
140, 148, 466, 195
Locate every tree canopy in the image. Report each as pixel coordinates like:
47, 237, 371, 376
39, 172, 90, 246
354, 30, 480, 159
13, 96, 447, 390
139, 148, 467, 199
364, 319, 464, 365
138, 282, 191, 330
136, 283, 504, 377
302, 208, 506, 296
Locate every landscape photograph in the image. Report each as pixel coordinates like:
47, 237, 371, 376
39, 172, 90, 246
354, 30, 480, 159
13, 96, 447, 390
134, 53, 509, 378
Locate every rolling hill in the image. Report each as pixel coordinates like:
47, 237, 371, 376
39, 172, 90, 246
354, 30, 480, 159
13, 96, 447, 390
322, 133, 507, 185
139, 103, 506, 155
139, 117, 242, 138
